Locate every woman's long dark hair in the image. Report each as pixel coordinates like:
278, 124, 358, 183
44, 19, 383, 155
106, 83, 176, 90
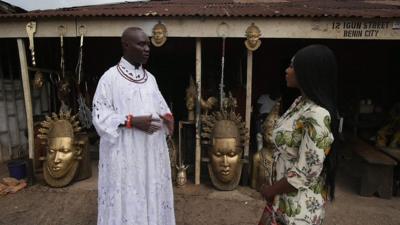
293, 44, 339, 200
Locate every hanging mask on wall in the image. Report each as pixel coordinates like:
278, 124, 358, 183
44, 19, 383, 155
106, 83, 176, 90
245, 23, 262, 51
151, 22, 168, 47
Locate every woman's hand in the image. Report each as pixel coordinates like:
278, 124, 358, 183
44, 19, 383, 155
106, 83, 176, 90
260, 178, 297, 204
260, 184, 275, 203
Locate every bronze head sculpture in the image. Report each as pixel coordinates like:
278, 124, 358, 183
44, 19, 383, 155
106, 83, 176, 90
251, 100, 281, 191
202, 94, 248, 190
185, 76, 218, 120
57, 79, 72, 113
151, 22, 167, 47
245, 23, 261, 51
185, 77, 197, 121
175, 164, 189, 187
33, 71, 44, 89
38, 111, 84, 187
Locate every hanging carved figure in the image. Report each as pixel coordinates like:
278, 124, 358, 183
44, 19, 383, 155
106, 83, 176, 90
26, 21, 37, 66
185, 77, 196, 121
37, 111, 85, 187
244, 23, 261, 51
185, 76, 218, 119
33, 71, 44, 89
57, 25, 71, 113
57, 79, 71, 113
201, 94, 249, 190
151, 22, 168, 47
75, 26, 92, 129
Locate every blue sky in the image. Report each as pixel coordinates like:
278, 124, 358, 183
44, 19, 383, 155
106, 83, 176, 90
3, 0, 146, 11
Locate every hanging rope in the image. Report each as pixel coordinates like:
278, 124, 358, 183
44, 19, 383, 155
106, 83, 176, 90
76, 26, 92, 129
219, 37, 226, 110
58, 26, 65, 79
76, 30, 83, 84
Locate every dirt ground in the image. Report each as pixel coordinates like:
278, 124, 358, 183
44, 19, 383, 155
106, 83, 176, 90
1, 158, 400, 225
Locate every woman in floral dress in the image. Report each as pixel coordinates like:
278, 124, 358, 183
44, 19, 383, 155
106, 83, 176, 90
261, 45, 339, 225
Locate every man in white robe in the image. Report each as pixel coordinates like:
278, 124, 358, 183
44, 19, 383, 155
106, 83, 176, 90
92, 27, 176, 225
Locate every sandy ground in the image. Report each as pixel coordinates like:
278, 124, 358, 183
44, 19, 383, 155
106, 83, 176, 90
1, 158, 400, 225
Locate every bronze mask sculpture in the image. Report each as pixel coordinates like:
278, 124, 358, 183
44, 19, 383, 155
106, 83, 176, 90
175, 164, 189, 187
245, 23, 261, 51
151, 22, 168, 47
185, 76, 218, 120
252, 100, 281, 191
33, 71, 44, 89
38, 111, 84, 187
202, 94, 248, 190
57, 79, 72, 113
185, 77, 196, 121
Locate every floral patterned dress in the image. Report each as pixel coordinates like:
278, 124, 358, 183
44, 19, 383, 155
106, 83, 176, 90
271, 96, 334, 225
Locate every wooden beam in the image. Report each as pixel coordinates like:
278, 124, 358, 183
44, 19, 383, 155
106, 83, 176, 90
2, 18, 400, 40
17, 39, 35, 170
28, 66, 59, 74
195, 38, 202, 185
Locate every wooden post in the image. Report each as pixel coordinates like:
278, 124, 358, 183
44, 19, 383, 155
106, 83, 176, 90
241, 49, 253, 185
17, 39, 35, 170
245, 50, 253, 158
195, 38, 202, 185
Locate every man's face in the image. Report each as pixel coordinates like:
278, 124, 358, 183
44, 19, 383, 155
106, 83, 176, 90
47, 137, 75, 178
123, 30, 150, 64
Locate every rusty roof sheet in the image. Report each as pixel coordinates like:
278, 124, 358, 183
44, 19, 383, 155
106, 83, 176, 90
1, 0, 400, 19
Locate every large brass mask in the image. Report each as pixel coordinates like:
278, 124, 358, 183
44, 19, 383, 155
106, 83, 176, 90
244, 23, 261, 51
38, 111, 83, 187
202, 95, 248, 190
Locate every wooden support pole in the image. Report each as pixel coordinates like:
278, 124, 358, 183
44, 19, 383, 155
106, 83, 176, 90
245, 50, 253, 158
17, 39, 35, 170
242, 49, 253, 185
195, 38, 202, 185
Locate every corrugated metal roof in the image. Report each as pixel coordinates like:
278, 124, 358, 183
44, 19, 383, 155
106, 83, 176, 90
0, 0, 399, 19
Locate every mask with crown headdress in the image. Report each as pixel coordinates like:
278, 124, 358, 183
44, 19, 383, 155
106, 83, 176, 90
38, 111, 84, 187
201, 93, 248, 190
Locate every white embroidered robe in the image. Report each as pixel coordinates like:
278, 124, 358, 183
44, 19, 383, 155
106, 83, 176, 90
92, 57, 175, 225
